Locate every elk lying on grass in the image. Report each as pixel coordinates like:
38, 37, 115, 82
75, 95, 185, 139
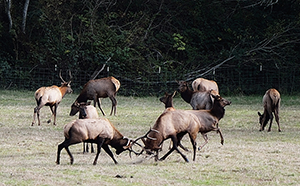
258, 88, 281, 132
32, 71, 72, 126
192, 78, 219, 93
177, 80, 216, 110
70, 102, 99, 153
187, 92, 231, 150
56, 118, 132, 165
70, 76, 120, 116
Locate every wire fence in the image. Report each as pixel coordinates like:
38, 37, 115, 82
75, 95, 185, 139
1, 63, 299, 96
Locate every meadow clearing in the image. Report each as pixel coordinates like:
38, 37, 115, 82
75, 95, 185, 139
0, 90, 299, 186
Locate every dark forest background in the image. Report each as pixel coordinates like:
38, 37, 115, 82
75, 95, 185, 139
0, 0, 300, 96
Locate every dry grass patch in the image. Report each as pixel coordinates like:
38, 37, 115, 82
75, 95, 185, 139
0, 90, 299, 185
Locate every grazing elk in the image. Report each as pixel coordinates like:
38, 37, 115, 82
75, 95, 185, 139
258, 88, 281, 132
192, 78, 219, 93
177, 80, 217, 110
56, 118, 132, 165
70, 77, 120, 117
32, 71, 72, 126
133, 108, 201, 162
187, 92, 231, 150
70, 102, 99, 153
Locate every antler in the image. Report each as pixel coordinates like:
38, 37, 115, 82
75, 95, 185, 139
59, 70, 66, 83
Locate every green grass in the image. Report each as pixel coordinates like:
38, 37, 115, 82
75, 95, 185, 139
0, 90, 300, 185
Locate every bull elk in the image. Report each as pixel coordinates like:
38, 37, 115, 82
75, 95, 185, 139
70, 76, 120, 117
258, 88, 281, 132
56, 118, 133, 165
32, 71, 72, 126
133, 109, 201, 162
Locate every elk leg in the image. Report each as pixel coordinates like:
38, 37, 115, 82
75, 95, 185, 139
267, 112, 274, 132
274, 110, 281, 132
198, 133, 209, 151
93, 137, 105, 165
160, 136, 189, 162
48, 105, 56, 125
56, 140, 74, 165
95, 97, 106, 116
217, 128, 224, 145
102, 144, 118, 164
90, 143, 94, 153
109, 96, 117, 116
32, 107, 39, 126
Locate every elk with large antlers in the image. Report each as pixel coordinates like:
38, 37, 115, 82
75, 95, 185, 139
32, 71, 72, 126
70, 76, 120, 116
133, 108, 201, 162
56, 118, 132, 165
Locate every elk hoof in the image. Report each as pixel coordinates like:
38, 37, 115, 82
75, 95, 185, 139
198, 147, 201, 151
47, 119, 51, 123
93, 162, 97, 165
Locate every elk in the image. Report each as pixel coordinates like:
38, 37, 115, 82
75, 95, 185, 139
70, 76, 120, 117
258, 88, 281, 132
70, 102, 99, 153
56, 118, 132, 165
186, 93, 231, 150
133, 109, 201, 162
192, 78, 219, 93
177, 80, 217, 110
32, 71, 72, 126
160, 91, 231, 150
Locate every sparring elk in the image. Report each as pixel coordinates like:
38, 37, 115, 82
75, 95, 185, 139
160, 91, 231, 150
177, 80, 217, 110
32, 71, 72, 126
133, 109, 201, 162
192, 77, 219, 93
70, 102, 99, 153
70, 76, 120, 116
56, 118, 132, 165
258, 88, 281, 132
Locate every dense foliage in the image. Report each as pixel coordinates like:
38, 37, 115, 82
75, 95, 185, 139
1, 0, 300, 95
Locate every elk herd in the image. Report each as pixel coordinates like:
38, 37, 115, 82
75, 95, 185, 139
32, 72, 281, 165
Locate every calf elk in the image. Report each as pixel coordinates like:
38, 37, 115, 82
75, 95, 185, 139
258, 88, 281, 132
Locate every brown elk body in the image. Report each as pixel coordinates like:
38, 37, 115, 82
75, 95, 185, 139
177, 80, 215, 110
137, 109, 201, 162
56, 118, 132, 165
187, 93, 231, 150
70, 77, 120, 116
32, 72, 72, 126
192, 78, 219, 93
258, 88, 281, 132
161, 91, 231, 150
70, 102, 99, 153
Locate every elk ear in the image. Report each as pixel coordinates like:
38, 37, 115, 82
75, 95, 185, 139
258, 112, 262, 116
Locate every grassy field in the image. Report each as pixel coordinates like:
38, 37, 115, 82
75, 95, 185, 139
0, 90, 299, 186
